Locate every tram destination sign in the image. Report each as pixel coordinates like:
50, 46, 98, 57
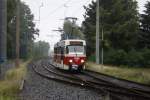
70, 41, 83, 45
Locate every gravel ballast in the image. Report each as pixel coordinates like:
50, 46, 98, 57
19, 60, 102, 100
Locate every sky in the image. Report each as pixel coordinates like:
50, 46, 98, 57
21, 0, 149, 50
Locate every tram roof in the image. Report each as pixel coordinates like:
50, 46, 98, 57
54, 39, 86, 47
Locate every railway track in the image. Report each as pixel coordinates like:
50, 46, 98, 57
32, 60, 150, 100
84, 70, 150, 91
45, 62, 150, 99
83, 71, 150, 94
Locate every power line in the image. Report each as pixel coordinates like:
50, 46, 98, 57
64, 3, 69, 17
39, 0, 89, 29
71, 0, 91, 17
41, 0, 72, 21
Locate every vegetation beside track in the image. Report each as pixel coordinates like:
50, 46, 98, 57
86, 62, 150, 85
0, 61, 28, 100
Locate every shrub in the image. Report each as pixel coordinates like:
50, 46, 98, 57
141, 48, 150, 67
104, 49, 127, 65
88, 53, 96, 62
126, 49, 144, 67
88, 48, 150, 67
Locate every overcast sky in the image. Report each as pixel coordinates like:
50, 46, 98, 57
21, 0, 149, 50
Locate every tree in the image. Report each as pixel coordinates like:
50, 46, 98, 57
7, 0, 39, 59
82, 1, 96, 56
32, 41, 50, 58
82, 0, 139, 56
7, 0, 17, 58
20, 3, 39, 59
138, 1, 150, 48
62, 20, 84, 40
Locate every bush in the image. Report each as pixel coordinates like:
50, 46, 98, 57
88, 53, 96, 62
125, 49, 144, 67
141, 48, 150, 66
104, 49, 127, 65
88, 48, 150, 67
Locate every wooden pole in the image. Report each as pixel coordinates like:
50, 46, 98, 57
15, 0, 20, 67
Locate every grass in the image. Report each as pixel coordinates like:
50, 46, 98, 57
86, 62, 150, 85
0, 61, 28, 100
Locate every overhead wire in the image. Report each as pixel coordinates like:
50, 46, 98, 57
71, 0, 91, 17
41, 0, 72, 21
39, 0, 91, 29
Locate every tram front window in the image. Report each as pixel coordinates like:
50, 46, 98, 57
66, 46, 85, 54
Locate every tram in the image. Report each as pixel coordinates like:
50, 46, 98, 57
53, 39, 86, 71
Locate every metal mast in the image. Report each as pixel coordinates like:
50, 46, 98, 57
96, 0, 100, 64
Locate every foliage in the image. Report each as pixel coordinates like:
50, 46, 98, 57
32, 41, 50, 58
82, 0, 150, 67
62, 20, 84, 40
138, 1, 150, 48
7, 0, 39, 59
7, 0, 17, 59
103, 48, 150, 67
20, 3, 39, 59
82, 0, 139, 56
0, 61, 28, 99
104, 49, 127, 65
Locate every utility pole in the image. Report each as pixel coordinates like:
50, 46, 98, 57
0, 0, 7, 63
101, 27, 104, 65
15, 0, 20, 67
96, 0, 100, 64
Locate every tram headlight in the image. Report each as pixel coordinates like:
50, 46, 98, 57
81, 59, 85, 63
69, 59, 73, 63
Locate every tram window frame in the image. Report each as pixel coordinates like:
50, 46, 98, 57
61, 47, 64, 59
66, 46, 69, 54
55, 47, 56, 54
66, 45, 85, 54
84, 46, 86, 54
58, 47, 61, 55
61, 47, 64, 55
56, 47, 58, 54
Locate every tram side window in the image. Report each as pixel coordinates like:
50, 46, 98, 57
59, 47, 61, 54
57, 47, 61, 55
61, 47, 64, 55
56, 47, 57, 54
56, 47, 59, 54
61, 47, 64, 59
57, 47, 59, 54
66, 46, 69, 54
54, 48, 56, 54
84, 46, 86, 54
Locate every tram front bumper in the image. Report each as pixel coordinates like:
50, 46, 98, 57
69, 64, 84, 70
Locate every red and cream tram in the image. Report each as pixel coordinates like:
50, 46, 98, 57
53, 39, 86, 71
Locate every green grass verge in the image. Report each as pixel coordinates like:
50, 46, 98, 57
86, 62, 150, 85
0, 61, 28, 100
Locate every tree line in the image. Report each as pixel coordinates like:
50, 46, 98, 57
7, 0, 49, 59
61, 19, 84, 40
82, 0, 150, 67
